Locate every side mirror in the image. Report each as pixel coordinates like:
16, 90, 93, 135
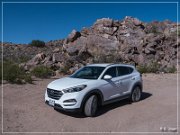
103, 75, 112, 80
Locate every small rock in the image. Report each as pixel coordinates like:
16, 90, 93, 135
52, 53, 68, 62
94, 18, 113, 27
53, 48, 61, 53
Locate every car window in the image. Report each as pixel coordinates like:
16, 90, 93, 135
71, 66, 105, 79
117, 66, 133, 76
129, 67, 134, 73
103, 67, 117, 78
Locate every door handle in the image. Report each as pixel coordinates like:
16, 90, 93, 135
131, 77, 135, 80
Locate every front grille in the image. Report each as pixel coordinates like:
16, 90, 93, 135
47, 88, 63, 100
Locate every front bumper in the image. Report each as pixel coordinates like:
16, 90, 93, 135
45, 100, 81, 112
45, 89, 85, 110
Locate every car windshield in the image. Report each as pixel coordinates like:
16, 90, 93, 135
71, 66, 105, 79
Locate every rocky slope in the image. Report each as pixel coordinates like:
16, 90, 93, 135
1, 16, 180, 74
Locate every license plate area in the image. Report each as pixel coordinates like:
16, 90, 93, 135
49, 99, 55, 106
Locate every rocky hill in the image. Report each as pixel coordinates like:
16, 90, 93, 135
1, 16, 180, 74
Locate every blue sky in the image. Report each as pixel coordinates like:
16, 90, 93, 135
1, 1, 178, 44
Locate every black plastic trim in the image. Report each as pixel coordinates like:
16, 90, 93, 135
80, 89, 104, 110
45, 101, 80, 112
132, 81, 143, 91
102, 94, 131, 105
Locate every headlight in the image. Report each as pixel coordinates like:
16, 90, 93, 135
62, 85, 87, 93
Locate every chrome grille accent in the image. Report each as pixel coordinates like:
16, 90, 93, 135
47, 88, 63, 100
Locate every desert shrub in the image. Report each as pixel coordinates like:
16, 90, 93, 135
137, 61, 160, 74
59, 62, 72, 74
17, 56, 31, 63
59, 66, 70, 74
148, 61, 160, 73
23, 75, 33, 83
136, 65, 149, 74
165, 66, 176, 73
4, 56, 31, 64
31, 66, 53, 78
146, 25, 161, 34
1, 61, 32, 84
151, 25, 158, 34
29, 40, 45, 47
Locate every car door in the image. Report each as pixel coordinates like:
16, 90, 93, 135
117, 66, 134, 95
100, 66, 121, 101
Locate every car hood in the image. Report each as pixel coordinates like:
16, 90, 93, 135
47, 77, 91, 91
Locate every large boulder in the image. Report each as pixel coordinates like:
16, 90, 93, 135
33, 53, 46, 62
94, 26, 118, 35
66, 29, 81, 43
23, 53, 46, 71
124, 16, 142, 26
94, 18, 113, 27
64, 36, 87, 55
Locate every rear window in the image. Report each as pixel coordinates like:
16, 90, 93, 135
117, 66, 133, 76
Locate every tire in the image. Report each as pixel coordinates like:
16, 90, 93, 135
130, 86, 142, 102
84, 95, 98, 117
54, 107, 59, 111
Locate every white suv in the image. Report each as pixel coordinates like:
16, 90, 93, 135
45, 63, 143, 117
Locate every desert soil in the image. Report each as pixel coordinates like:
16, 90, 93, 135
0, 73, 179, 135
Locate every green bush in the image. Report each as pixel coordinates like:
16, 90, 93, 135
17, 56, 31, 63
59, 66, 70, 74
146, 25, 161, 34
136, 65, 149, 74
137, 61, 160, 74
31, 66, 53, 78
151, 25, 158, 34
23, 75, 33, 83
148, 61, 160, 73
29, 40, 45, 47
0, 61, 32, 84
165, 66, 176, 73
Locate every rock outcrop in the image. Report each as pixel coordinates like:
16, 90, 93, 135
1, 16, 179, 74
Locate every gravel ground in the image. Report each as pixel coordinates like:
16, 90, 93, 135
1, 73, 179, 135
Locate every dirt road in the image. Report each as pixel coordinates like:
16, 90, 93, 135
1, 73, 179, 134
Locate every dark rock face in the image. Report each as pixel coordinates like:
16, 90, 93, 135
65, 29, 81, 43
1, 16, 179, 73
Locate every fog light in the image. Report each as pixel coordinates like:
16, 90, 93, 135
63, 99, 77, 106
63, 99, 77, 103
